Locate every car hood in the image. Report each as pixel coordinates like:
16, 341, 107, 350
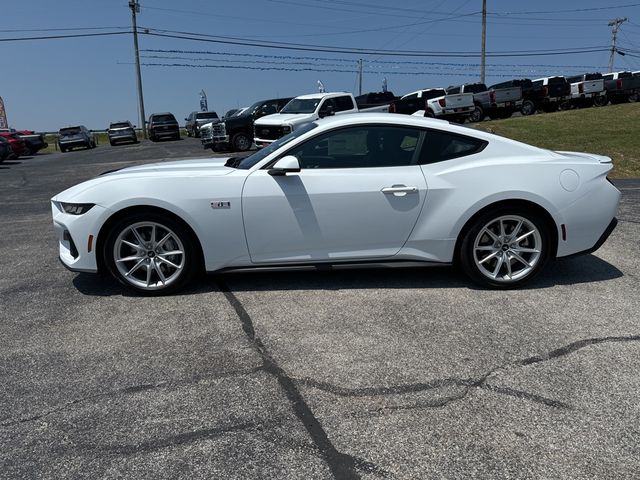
53, 157, 234, 202
255, 113, 316, 126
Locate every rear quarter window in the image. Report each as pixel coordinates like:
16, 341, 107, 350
335, 96, 355, 111
420, 129, 487, 164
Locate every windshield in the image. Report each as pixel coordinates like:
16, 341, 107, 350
280, 98, 321, 114
152, 114, 176, 123
230, 123, 318, 170
110, 122, 130, 128
197, 112, 218, 119
60, 127, 81, 135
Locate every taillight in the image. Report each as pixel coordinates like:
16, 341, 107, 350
616, 79, 622, 89
438, 98, 446, 107
542, 86, 549, 97
388, 102, 396, 113
489, 90, 496, 103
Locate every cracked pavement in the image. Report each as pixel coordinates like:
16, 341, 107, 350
1, 140, 639, 479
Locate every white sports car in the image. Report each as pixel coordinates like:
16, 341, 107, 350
51, 113, 620, 294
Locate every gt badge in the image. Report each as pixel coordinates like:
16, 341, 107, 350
211, 201, 231, 209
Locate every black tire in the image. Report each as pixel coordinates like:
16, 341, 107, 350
520, 100, 536, 116
103, 211, 200, 295
186, 128, 192, 137
594, 95, 608, 107
459, 206, 551, 289
468, 105, 484, 123
109, 141, 115, 146
22, 147, 33, 156
231, 132, 252, 152
60, 146, 67, 153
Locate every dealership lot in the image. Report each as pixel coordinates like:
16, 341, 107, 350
1, 140, 639, 479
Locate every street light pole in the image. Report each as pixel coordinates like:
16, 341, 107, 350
129, 0, 147, 138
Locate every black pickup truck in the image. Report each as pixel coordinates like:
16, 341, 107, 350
200, 97, 293, 152
603, 71, 640, 104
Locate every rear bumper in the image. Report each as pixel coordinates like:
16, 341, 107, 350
564, 218, 618, 259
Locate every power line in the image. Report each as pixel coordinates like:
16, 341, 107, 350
0, 31, 130, 42
0, 26, 128, 33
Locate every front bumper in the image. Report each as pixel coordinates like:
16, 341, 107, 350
52, 202, 109, 273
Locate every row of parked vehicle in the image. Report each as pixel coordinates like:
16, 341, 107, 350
195, 70, 640, 152
0, 128, 48, 161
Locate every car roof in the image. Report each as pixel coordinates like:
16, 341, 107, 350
150, 112, 175, 117
295, 92, 350, 100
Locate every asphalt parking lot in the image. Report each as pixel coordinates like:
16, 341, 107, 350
1, 138, 639, 479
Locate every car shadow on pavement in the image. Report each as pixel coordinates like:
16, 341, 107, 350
0, 160, 22, 169
72, 254, 622, 296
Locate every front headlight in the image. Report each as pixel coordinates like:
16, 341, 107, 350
282, 125, 293, 134
59, 202, 95, 215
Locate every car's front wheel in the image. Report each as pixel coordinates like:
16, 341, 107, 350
459, 208, 551, 288
104, 213, 199, 294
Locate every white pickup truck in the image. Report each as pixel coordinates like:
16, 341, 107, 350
566, 73, 607, 107
253, 92, 389, 148
388, 88, 475, 122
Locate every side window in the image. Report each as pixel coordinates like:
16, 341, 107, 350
402, 93, 418, 100
419, 129, 487, 164
286, 126, 422, 169
603, 74, 613, 81
335, 96, 355, 111
447, 86, 461, 94
532, 80, 543, 88
319, 98, 337, 114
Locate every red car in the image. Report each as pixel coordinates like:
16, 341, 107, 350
0, 132, 26, 157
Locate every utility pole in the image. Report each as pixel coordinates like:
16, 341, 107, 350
129, 0, 147, 138
480, 0, 487, 84
358, 59, 363, 96
608, 17, 627, 72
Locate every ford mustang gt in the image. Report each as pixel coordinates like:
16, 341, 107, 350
51, 113, 620, 294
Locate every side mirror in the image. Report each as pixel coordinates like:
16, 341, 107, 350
268, 155, 301, 176
319, 105, 334, 118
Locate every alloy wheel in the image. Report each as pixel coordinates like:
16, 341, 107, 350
472, 215, 542, 283
113, 221, 185, 290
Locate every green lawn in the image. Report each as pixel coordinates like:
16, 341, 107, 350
473, 102, 640, 178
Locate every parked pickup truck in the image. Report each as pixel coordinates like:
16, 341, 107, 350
253, 92, 390, 147
201, 97, 292, 152
531, 77, 571, 112
565, 73, 607, 107
388, 88, 474, 122
603, 71, 640, 104
446, 83, 522, 122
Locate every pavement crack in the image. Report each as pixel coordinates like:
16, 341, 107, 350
100, 422, 258, 455
218, 279, 365, 480
0, 366, 263, 428
518, 335, 640, 366
480, 384, 572, 410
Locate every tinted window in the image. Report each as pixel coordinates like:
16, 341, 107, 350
584, 73, 602, 80
286, 126, 422, 169
402, 93, 419, 100
447, 86, 461, 94
334, 96, 355, 112
59, 127, 81, 135
465, 84, 487, 93
152, 114, 176, 123
110, 122, 131, 128
281, 99, 321, 114
548, 77, 567, 85
603, 74, 614, 80
419, 129, 487, 164
423, 89, 446, 100
532, 80, 543, 87
618, 72, 632, 78
566, 76, 582, 84
196, 112, 219, 119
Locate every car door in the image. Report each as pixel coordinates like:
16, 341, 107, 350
242, 125, 428, 264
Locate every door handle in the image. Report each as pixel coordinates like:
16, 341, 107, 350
381, 185, 418, 197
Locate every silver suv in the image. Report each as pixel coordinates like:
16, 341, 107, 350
185, 111, 220, 138
108, 121, 138, 146
57, 126, 96, 153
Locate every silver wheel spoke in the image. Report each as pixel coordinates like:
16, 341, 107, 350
482, 228, 499, 242
479, 250, 500, 264
159, 250, 183, 257
510, 250, 531, 268
499, 219, 506, 238
505, 254, 513, 279
516, 230, 535, 243
156, 233, 172, 248
512, 247, 539, 254
146, 263, 152, 287
125, 258, 146, 276
157, 256, 180, 269
122, 239, 140, 250
131, 227, 146, 246
476, 246, 496, 251
151, 224, 157, 245
491, 254, 504, 278
153, 261, 166, 285
116, 255, 144, 263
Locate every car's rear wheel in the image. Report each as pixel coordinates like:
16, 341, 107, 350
104, 213, 199, 294
459, 208, 551, 288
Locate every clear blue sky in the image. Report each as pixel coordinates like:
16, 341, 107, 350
2, 0, 640, 131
